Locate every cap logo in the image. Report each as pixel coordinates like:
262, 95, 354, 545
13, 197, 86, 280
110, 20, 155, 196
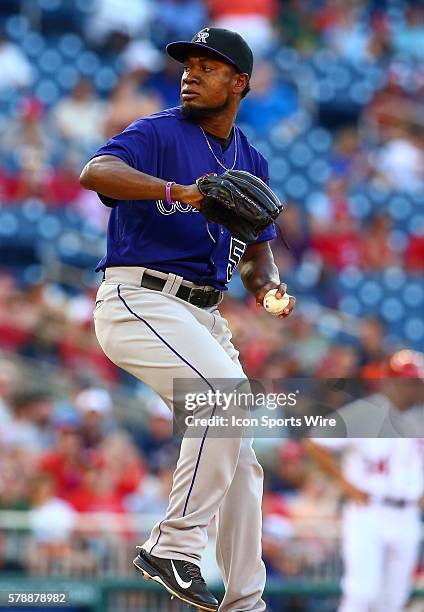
195, 28, 210, 44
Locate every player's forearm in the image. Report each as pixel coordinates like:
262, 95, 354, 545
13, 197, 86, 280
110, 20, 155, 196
304, 440, 345, 484
305, 440, 369, 503
239, 242, 280, 296
79, 155, 201, 206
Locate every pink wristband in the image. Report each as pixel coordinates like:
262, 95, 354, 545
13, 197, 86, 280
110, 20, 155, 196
166, 181, 176, 205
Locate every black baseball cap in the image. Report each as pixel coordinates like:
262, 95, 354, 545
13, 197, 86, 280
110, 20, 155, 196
166, 27, 253, 78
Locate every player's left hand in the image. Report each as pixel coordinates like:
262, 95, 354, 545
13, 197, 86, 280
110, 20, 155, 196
255, 282, 296, 319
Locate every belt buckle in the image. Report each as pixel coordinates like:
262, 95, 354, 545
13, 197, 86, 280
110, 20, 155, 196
187, 287, 205, 307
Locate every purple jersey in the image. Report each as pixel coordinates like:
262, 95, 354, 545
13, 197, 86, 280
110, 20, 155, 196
92, 106, 276, 291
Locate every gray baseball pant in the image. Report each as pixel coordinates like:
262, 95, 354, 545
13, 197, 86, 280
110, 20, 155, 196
93, 266, 266, 612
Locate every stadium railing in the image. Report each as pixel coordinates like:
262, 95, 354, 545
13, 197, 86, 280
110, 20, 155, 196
0, 511, 423, 611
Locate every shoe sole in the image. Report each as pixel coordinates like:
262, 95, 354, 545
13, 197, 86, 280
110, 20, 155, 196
133, 556, 218, 612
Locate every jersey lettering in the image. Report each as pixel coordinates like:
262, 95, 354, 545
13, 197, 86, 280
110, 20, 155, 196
227, 238, 246, 282
156, 200, 199, 215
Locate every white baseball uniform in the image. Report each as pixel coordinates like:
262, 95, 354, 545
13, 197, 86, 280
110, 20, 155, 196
313, 415, 424, 612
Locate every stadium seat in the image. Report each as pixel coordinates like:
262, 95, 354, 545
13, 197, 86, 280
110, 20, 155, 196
404, 318, 424, 342
306, 128, 332, 153
58, 33, 84, 58
403, 281, 424, 307
383, 267, 406, 290
38, 48, 62, 74
289, 142, 313, 168
359, 280, 383, 306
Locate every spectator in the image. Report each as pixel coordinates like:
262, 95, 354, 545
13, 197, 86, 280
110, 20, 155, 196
1, 97, 53, 171
75, 387, 114, 449
29, 473, 76, 544
405, 229, 424, 271
120, 39, 164, 77
86, 0, 155, 51
357, 317, 387, 370
124, 449, 176, 515
52, 79, 105, 154
3, 389, 54, 452
330, 128, 369, 184
145, 54, 183, 108
103, 74, 162, 138
154, 0, 207, 44
28, 473, 77, 575
309, 180, 362, 270
0, 444, 33, 510
267, 441, 309, 498
262, 513, 294, 576
364, 77, 413, 140
361, 213, 398, 269
21, 307, 67, 366
314, 345, 359, 378
278, 0, 321, 54
0, 356, 19, 427
44, 154, 84, 207
39, 425, 87, 500
237, 61, 299, 135
286, 315, 330, 375
0, 531, 25, 573
0, 29, 32, 91
100, 431, 146, 501
367, 13, 393, 62
58, 316, 120, 384
67, 460, 125, 513
392, 5, 424, 61
322, 4, 372, 61
274, 204, 310, 268
372, 125, 424, 192
135, 397, 178, 474
207, 0, 278, 57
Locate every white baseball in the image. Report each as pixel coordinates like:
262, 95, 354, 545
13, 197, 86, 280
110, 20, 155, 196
263, 289, 290, 315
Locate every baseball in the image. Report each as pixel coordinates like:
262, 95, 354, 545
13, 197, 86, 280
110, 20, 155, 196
263, 289, 290, 315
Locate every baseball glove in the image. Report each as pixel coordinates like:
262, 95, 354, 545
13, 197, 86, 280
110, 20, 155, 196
196, 170, 284, 243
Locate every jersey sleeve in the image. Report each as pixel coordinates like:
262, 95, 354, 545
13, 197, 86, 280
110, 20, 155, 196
90, 119, 157, 206
253, 155, 277, 243
91, 119, 155, 170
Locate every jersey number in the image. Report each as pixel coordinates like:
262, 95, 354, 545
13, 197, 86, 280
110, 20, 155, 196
227, 238, 246, 282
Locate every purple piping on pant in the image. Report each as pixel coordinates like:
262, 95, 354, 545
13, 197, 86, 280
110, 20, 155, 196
117, 285, 217, 553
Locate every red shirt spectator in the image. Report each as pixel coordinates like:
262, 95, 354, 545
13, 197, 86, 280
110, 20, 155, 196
39, 428, 87, 499
405, 234, 424, 270
207, 0, 277, 19
44, 164, 83, 206
360, 214, 398, 269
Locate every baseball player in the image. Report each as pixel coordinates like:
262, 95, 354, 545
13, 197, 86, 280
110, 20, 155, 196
306, 350, 424, 612
80, 27, 295, 612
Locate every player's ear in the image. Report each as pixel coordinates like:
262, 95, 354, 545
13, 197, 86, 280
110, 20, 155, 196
233, 73, 249, 97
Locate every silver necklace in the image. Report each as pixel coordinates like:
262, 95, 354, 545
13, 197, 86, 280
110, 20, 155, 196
200, 126, 238, 171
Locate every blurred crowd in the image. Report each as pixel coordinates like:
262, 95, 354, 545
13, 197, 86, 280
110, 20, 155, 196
0, 0, 424, 603
0, 357, 340, 588
0, 268, 393, 384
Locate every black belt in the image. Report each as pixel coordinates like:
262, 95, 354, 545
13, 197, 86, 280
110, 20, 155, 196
141, 273, 221, 308
382, 497, 414, 509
